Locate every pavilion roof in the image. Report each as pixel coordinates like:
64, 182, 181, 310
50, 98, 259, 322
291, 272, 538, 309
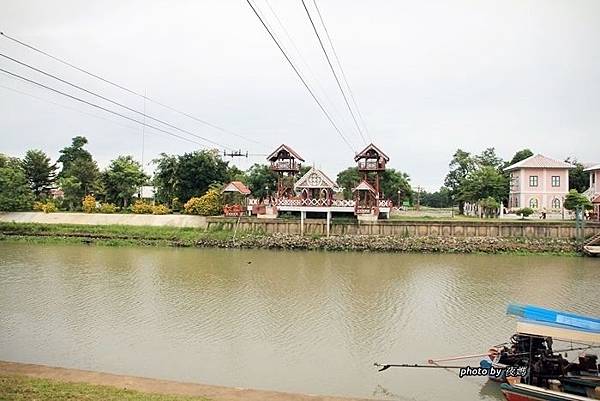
352, 180, 377, 193
354, 143, 389, 162
504, 154, 574, 171
222, 181, 251, 195
584, 163, 600, 172
294, 167, 338, 189
267, 144, 305, 162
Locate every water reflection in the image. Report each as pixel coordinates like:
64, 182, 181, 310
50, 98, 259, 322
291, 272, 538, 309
0, 243, 598, 400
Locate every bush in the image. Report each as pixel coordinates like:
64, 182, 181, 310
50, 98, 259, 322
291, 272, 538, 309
82, 195, 96, 213
33, 201, 44, 211
152, 204, 170, 215
131, 200, 154, 214
516, 207, 534, 219
98, 203, 118, 214
33, 200, 57, 213
184, 189, 222, 216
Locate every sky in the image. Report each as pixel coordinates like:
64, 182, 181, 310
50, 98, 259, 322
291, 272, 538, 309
1, 0, 599, 191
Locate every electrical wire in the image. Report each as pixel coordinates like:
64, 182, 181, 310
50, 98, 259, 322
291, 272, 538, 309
301, 0, 367, 146
0, 52, 234, 150
0, 30, 265, 147
0, 67, 208, 147
245, 0, 355, 153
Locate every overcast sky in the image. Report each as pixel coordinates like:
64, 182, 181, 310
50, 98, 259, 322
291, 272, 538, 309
1, 0, 599, 190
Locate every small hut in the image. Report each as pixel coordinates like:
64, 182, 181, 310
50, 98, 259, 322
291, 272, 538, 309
294, 167, 338, 206
353, 143, 389, 218
267, 144, 305, 198
222, 181, 251, 216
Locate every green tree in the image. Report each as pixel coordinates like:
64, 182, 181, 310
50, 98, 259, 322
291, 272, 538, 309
421, 187, 452, 208
21, 149, 57, 198
227, 165, 247, 183
246, 163, 278, 199
175, 150, 229, 202
459, 166, 508, 204
380, 168, 412, 201
58, 176, 81, 211
444, 149, 476, 213
152, 153, 179, 205
565, 158, 589, 193
508, 149, 534, 166
476, 147, 504, 169
478, 196, 500, 218
101, 155, 149, 208
564, 189, 592, 211
336, 167, 360, 200
0, 154, 34, 211
68, 158, 100, 197
57, 136, 92, 177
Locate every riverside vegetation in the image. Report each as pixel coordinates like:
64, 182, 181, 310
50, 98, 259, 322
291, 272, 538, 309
0, 222, 580, 255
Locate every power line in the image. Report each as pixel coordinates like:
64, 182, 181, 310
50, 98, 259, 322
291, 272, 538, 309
0, 52, 233, 150
245, 0, 355, 153
0, 67, 208, 147
0, 30, 265, 147
311, 0, 372, 143
301, 0, 367, 146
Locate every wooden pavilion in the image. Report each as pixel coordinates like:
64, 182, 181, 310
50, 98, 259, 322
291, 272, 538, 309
353, 143, 389, 219
222, 181, 251, 217
267, 144, 305, 198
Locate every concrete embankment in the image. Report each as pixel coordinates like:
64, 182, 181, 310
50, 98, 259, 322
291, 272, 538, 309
0, 211, 207, 227
0, 361, 375, 401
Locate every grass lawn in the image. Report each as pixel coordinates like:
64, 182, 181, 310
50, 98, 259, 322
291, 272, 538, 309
0, 375, 211, 401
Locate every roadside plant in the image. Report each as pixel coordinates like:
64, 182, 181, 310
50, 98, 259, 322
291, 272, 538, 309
563, 189, 592, 212
184, 189, 222, 216
152, 204, 170, 215
82, 195, 96, 213
41, 201, 58, 213
131, 200, 154, 214
98, 203, 118, 214
515, 207, 534, 219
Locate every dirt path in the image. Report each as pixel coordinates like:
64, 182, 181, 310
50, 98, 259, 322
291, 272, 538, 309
0, 361, 377, 401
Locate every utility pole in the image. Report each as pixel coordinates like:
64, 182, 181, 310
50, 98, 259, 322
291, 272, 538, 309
416, 186, 422, 211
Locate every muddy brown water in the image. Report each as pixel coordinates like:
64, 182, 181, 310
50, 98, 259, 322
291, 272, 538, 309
0, 243, 598, 400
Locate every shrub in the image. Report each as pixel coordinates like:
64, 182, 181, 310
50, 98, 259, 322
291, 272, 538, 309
184, 189, 222, 216
515, 207, 534, 219
82, 195, 96, 213
131, 200, 154, 214
33, 201, 44, 211
41, 201, 58, 213
98, 203, 118, 214
152, 204, 170, 215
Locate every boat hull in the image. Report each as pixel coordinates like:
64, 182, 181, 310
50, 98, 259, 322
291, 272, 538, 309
501, 383, 595, 401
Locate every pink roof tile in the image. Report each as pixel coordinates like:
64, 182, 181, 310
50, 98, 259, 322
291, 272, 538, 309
504, 154, 574, 171
222, 181, 251, 195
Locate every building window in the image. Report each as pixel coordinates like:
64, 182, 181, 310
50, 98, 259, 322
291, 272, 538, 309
529, 198, 539, 209
529, 176, 538, 187
552, 198, 561, 210
593, 173, 596, 184
551, 176, 560, 187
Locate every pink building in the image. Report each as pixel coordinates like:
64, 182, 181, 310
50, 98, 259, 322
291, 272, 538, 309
584, 163, 600, 220
504, 154, 573, 212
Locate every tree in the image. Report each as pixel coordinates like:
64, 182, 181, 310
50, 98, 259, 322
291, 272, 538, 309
0, 154, 34, 211
175, 150, 230, 203
421, 187, 452, 208
478, 196, 500, 218
336, 167, 360, 200
57, 136, 92, 177
227, 165, 247, 183
476, 147, 504, 169
380, 168, 412, 201
101, 155, 149, 207
246, 163, 278, 199
68, 158, 100, 197
459, 166, 508, 204
22, 149, 57, 198
444, 149, 476, 213
564, 190, 592, 211
152, 153, 179, 205
565, 157, 589, 193
508, 149, 534, 166
58, 177, 81, 211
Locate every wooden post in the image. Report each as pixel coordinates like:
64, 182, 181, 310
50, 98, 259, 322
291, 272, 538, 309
326, 211, 331, 237
301, 210, 305, 236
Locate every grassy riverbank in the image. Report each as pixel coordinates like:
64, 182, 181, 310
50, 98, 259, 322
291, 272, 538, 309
0, 375, 211, 401
0, 222, 580, 255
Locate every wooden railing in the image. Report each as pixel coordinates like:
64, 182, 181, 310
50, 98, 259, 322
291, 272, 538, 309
248, 198, 394, 208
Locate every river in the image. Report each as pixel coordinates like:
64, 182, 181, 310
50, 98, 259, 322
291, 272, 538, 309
0, 243, 598, 400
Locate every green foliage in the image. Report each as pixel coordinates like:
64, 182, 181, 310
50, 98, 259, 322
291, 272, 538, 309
184, 189, 222, 216
563, 189, 592, 211
420, 187, 452, 208
22, 149, 57, 198
459, 166, 507, 204
227, 165, 247, 183
131, 200, 154, 214
101, 155, 148, 208
152, 150, 229, 204
478, 196, 500, 218
336, 167, 360, 199
98, 203, 118, 214
516, 207, 534, 218
380, 168, 412, 200
82, 195, 96, 213
476, 147, 504, 169
565, 158, 589, 193
444, 149, 476, 210
68, 157, 100, 196
57, 136, 92, 177
0, 154, 34, 211
33, 200, 58, 213
508, 149, 534, 166
246, 163, 278, 199
152, 204, 170, 215
58, 176, 81, 211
